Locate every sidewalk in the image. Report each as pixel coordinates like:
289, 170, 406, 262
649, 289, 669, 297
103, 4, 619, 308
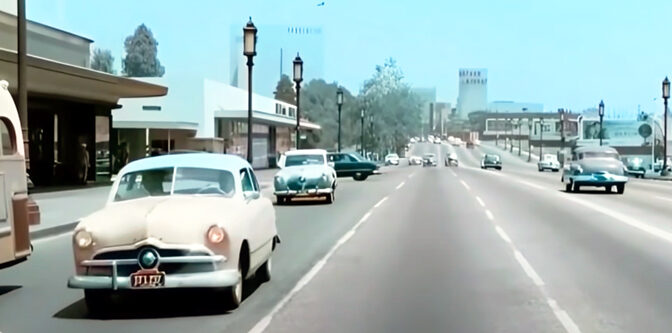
484, 141, 540, 162
29, 168, 279, 240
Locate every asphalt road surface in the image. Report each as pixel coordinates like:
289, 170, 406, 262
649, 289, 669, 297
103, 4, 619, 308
4, 143, 672, 332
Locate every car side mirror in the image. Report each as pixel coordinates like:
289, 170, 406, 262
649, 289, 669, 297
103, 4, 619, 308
243, 191, 260, 200
328, 161, 335, 168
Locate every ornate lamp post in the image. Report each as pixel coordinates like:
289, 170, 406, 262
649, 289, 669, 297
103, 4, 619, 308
360, 109, 365, 155
336, 88, 343, 152
598, 100, 605, 146
293, 53, 303, 149
539, 117, 544, 158
662, 77, 670, 175
243, 18, 257, 163
528, 117, 533, 162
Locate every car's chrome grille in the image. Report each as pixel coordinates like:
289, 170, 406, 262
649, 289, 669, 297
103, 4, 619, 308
88, 247, 215, 276
93, 248, 209, 260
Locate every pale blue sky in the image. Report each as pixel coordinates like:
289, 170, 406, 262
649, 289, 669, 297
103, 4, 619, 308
26, 0, 672, 117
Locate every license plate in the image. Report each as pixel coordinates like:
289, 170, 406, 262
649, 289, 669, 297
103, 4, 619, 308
130, 269, 165, 288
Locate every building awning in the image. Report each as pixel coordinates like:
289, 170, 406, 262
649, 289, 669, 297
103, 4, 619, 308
214, 110, 321, 130
0, 48, 167, 104
113, 120, 199, 131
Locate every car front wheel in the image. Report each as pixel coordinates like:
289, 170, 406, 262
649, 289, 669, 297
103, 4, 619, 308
257, 256, 272, 283
565, 182, 572, 192
353, 173, 368, 181
325, 191, 334, 204
617, 184, 625, 194
227, 264, 244, 309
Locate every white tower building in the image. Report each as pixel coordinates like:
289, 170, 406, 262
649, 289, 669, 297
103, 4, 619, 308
456, 68, 488, 119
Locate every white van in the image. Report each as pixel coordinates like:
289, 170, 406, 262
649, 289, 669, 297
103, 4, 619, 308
0, 80, 39, 269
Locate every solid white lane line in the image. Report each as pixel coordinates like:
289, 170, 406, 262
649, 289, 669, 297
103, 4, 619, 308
460, 180, 471, 190
485, 210, 494, 221
513, 250, 545, 286
654, 195, 672, 202
448, 169, 457, 177
250, 207, 377, 333
374, 197, 388, 208
396, 182, 405, 190
560, 192, 672, 244
32, 231, 70, 244
494, 225, 512, 243
547, 298, 582, 333
475, 196, 485, 207
408, 173, 415, 178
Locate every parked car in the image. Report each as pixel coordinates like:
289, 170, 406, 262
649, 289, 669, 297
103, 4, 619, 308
409, 155, 423, 165
652, 157, 672, 173
562, 146, 628, 193
422, 153, 437, 167
67, 153, 279, 312
481, 154, 502, 170
384, 153, 400, 166
445, 153, 459, 167
433, 137, 442, 144
275, 149, 337, 204
538, 154, 560, 172
623, 157, 646, 178
328, 152, 379, 181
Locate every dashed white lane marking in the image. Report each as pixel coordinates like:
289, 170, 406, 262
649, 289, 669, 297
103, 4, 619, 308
250, 206, 377, 333
560, 192, 672, 244
396, 182, 405, 190
408, 173, 415, 178
547, 298, 582, 333
475, 196, 485, 207
513, 250, 545, 286
494, 225, 512, 243
485, 210, 494, 221
654, 195, 672, 202
374, 197, 388, 208
448, 169, 457, 177
460, 180, 471, 190
517, 179, 546, 190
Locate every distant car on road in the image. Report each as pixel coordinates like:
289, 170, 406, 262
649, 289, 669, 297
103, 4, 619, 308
422, 153, 437, 167
409, 138, 417, 144
384, 153, 400, 166
328, 152, 379, 181
409, 155, 423, 165
433, 137, 442, 144
275, 149, 337, 204
481, 154, 502, 170
538, 154, 560, 172
562, 146, 628, 194
623, 157, 646, 178
452, 138, 463, 147
445, 152, 459, 167
68, 153, 279, 312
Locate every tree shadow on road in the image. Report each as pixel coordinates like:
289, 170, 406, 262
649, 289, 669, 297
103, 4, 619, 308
0, 285, 21, 297
53, 276, 267, 320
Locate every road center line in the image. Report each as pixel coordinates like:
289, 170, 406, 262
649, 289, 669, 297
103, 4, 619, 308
547, 298, 582, 333
475, 196, 485, 207
448, 169, 457, 177
460, 180, 471, 190
513, 250, 545, 286
654, 195, 672, 202
517, 179, 546, 190
396, 182, 405, 190
485, 209, 494, 221
374, 197, 388, 208
250, 206, 378, 333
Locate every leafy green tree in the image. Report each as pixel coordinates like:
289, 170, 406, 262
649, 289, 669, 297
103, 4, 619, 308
122, 24, 165, 77
91, 48, 115, 74
274, 75, 295, 104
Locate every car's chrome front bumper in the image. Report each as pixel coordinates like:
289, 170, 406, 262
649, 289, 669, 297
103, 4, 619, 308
68, 255, 234, 290
274, 187, 333, 197
567, 173, 628, 185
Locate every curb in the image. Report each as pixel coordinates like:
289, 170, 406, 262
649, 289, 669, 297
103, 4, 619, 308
30, 221, 79, 240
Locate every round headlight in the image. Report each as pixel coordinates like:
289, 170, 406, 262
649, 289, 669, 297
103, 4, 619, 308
74, 230, 93, 248
207, 225, 226, 244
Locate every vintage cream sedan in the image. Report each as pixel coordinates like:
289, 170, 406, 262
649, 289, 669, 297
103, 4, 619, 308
67, 153, 278, 312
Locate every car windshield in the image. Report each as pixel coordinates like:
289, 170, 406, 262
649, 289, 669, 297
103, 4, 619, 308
285, 154, 325, 167
583, 152, 619, 159
114, 167, 236, 202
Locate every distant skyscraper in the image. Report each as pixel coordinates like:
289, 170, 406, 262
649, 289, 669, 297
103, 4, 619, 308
411, 87, 437, 136
230, 24, 325, 98
456, 68, 488, 118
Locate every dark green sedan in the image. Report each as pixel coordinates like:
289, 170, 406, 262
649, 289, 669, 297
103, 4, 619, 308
327, 152, 379, 181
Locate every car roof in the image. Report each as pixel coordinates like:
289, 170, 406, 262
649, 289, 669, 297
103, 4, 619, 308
285, 149, 327, 156
574, 146, 619, 154
119, 153, 250, 175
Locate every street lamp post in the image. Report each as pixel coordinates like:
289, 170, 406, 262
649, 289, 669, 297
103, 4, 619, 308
520, 108, 527, 156
360, 109, 365, 156
662, 77, 670, 175
243, 18, 257, 164
336, 88, 343, 152
559, 108, 566, 151
527, 118, 533, 162
293, 53, 303, 149
539, 118, 544, 158
509, 118, 514, 153
598, 100, 605, 146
